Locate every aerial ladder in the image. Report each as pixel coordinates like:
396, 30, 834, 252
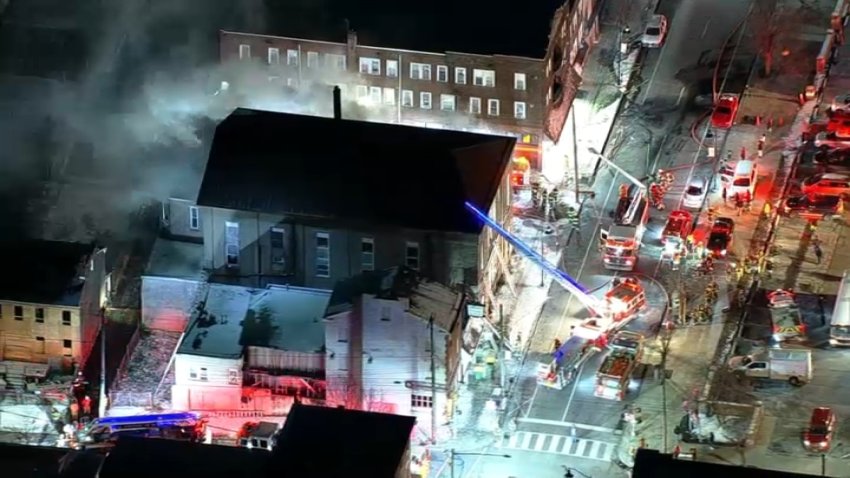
465, 202, 647, 389
599, 162, 649, 271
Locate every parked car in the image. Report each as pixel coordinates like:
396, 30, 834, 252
815, 131, 850, 151
682, 179, 707, 208
808, 146, 850, 165
829, 93, 850, 114
767, 289, 795, 308
719, 162, 736, 184
641, 14, 668, 47
801, 173, 850, 197
707, 217, 734, 258
827, 112, 850, 138
782, 194, 844, 217
803, 407, 836, 452
711, 94, 740, 129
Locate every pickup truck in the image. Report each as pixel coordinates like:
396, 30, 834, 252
729, 348, 812, 386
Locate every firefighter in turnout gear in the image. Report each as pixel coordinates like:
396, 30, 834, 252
649, 183, 665, 210
531, 181, 542, 209
547, 188, 560, 219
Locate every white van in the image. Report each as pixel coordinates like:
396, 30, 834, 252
729, 160, 756, 197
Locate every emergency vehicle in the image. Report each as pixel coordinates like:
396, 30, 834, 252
537, 279, 647, 389
601, 186, 649, 271
594, 331, 644, 400
78, 412, 207, 447
237, 421, 281, 451
661, 210, 693, 261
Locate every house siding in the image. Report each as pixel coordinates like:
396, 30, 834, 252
140, 276, 202, 332
163, 198, 203, 241
172, 353, 243, 411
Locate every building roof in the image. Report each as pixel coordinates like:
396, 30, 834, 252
197, 108, 514, 235
97, 437, 270, 478
178, 284, 331, 358
633, 449, 819, 478
272, 403, 415, 478
245, 286, 331, 354
144, 237, 204, 279
251, 0, 561, 58
178, 284, 253, 359
0, 240, 93, 306
326, 266, 463, 332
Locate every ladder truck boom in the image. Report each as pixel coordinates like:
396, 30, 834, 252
464, 201, 603, 315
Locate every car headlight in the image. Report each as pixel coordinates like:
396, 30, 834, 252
804, 439, 811, 446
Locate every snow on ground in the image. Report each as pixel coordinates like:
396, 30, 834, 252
110, 329, 180, 408
0, 403, 58, 446
695, 413, 751, 445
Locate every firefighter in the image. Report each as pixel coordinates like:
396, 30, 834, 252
531, 181, 542, 209
707, 206, 717, 222
619, 183, 629, 200
553, 338, 562, 353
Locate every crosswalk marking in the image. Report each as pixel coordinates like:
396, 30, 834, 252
497, 431, 615, 462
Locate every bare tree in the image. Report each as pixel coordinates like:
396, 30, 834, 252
750, 0, 805, 77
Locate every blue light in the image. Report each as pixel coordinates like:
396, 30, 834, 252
553, 335, 586, 364
464, 201, 597, 313
93, 412, 201, 427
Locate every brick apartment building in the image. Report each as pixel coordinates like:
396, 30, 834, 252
216, 1, 567, 171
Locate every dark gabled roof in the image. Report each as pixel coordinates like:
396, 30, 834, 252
260, 0, 562, 58
326, 266, 420, 316
0, 442, 68, 478
0, 240, 93, 306
197, 108, 514, 234
634, 449, 819, 478
98, 437, 270, 478
272, 403, 415, 478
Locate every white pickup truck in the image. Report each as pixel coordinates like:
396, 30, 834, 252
729, 348, 812, 386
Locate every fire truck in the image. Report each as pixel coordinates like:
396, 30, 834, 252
537, 279, 647, 389
601, 186, 649, 271
661, 210, 693, 261
594, 331, 645, 401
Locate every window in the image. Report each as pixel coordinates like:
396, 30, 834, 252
63, 339, 72, 349
473, 69, 496, 87
410, 63, 432, 81
359, 57, 381, 75
270, 227, 285, 265
383, 88, 396, 105
286, 49, 299, 66
514, 72, 527, 90
306, 51, 319, 68
436, 65, 448, 82
267, 47, 280, 65
189, 368, 198, 380
35, 308, 44, 323
361, 238, 375, 271
369, 86, 382, 104
36, 336, 45, 342
326, 54, 346, 70
402, 90, 414, 107
189, 206, 200, 230
238, 44, 251, 60
225, 221, 240, 267
455, 67, 467, 84
487, 99, 500, 116
440, 94, 456, 111
514, 101, 527, 119
356, 85, 369, 99
62, 311, 71, 326
14, 305, 22, 320
228, 369, 240, 385
386, 60, 398, 78
316, 232, 331, 277
199, 367, 209, 381
420, 92, 432, 110
469, 97, 482, 114
411, 394, 433, 408
405, 242, 420, 269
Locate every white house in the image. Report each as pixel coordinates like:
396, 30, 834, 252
171, 283, 330, 413
323, 267, 465, 440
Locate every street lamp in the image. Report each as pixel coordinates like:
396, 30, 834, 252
563, 465, 592, 478
449, 449, 511, 478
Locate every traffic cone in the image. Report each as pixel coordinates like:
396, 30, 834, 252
754, 115, 761, 126
779, 116, 785, 127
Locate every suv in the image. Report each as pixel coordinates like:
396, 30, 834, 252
803, 407, 836, 452
815, 131, 850, 151
801, 173, 850, 197
782, 194, 844, 217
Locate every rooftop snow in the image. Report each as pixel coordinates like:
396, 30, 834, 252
144, 237, 204, 279
179, 284, 332, 358
245, 286, 331, 354
178, 284, 253, 359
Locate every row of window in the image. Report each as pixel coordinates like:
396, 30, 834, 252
222, 223, 420, 278
355, 86, 527, 118
236, 44, 528, 90
188, 367, 241, 385
31, 336, 74, 349
0, 305, 73, 325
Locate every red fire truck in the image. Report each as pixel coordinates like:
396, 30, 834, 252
594, 331, 645, 401
661, 210, 693, 261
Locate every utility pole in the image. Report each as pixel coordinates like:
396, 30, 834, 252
572, 107, 581, 204
449, 449, 456, 478
499, 305, 506, 390
99, 308, 107, 417
660, 322, 672, 453
429, 316, 437, 444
